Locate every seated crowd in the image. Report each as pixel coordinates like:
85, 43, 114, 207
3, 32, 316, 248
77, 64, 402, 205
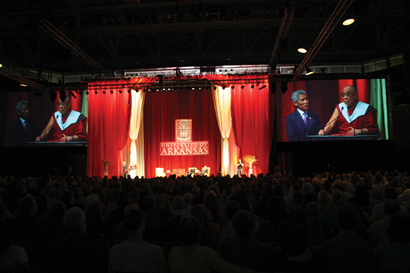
1, 169, 410, 273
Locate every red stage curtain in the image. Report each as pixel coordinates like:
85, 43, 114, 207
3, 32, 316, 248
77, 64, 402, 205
143, 89, 221, 178
87, 81, 131, 177
231, 80, 271, 174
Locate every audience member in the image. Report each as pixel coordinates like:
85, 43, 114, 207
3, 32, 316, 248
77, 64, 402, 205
218, 210, 274, 272
108, 206, 167, 273
168, 217, 255, 273
320, 204, 373, 273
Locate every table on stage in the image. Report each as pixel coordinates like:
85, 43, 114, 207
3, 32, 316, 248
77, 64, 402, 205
307, 135, 379, 141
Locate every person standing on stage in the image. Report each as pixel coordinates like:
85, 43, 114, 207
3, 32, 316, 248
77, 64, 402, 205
36, 94, 87, 142
9, 100, 37, 147
285, 90, 321, 142
122, 161, 128, 177
237, 159, 244, 176
319, 85, 379, 136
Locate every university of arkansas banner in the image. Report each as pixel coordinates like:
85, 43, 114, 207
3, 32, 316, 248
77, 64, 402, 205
160, 119, 209, 156
144, 90, 221, 178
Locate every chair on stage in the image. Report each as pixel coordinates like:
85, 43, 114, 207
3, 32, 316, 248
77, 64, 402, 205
155, 168, 166, 177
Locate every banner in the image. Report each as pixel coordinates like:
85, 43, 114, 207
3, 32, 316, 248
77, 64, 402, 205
160, 141, 209, 156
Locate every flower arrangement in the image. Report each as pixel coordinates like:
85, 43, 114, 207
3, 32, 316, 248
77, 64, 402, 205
243, 154, 258, 169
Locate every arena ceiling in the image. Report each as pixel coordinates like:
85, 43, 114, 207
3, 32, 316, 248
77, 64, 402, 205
0, 0, 409, 80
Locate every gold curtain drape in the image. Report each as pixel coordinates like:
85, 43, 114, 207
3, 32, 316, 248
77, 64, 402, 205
128, 90, 145, 178
212, 86, 232, 176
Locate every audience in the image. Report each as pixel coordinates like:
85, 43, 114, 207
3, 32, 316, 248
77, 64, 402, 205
0, 168, 409, 273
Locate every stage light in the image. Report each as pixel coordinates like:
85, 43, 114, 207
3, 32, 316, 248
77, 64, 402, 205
256, 82, 260, 86
86, 91, 89, 95
213, 86, 216, 90
110, 90, 113, 94
281, 82, 288, 93
241, 85, 244, 89
103, 91, 106, 94
270, 82, 277, 94
306, 67, 314, 75
128, 89, 131, 93
231, 86, 234, 89
119, 90, 122, 93
342, 18, 355, 26
95, 91, 98, 95
251, 85, 254, 89
298, 48, 307, 53
259, 85, 266, 90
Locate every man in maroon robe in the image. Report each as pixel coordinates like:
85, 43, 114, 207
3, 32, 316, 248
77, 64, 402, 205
319, 85, 379, 136
37, 94, 87, 142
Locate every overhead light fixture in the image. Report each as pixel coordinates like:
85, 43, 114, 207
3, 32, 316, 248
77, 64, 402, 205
0, 64, 2, 67
306, 67, 314, 75
259, 85, 266, 90
342, 18, 355, 26
281, 82, 288, 93
298, 48, 307, 53
270, 82, 277, 94
20, 84, 28, 87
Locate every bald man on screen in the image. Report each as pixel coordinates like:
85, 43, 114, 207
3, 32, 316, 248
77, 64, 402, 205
318, 85, 379, 136
37, 95, 87, 142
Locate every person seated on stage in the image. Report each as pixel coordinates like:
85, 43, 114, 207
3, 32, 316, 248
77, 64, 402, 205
36, 94, 87, 142
319, 85, 379, 136
9, 100, 38, 147
200, 165, 209, 176
187, 166, 196, 177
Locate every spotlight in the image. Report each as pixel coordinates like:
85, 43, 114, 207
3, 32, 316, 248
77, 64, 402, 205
298, 48, 307, 53
69, 91, 77, 99
259, 85, 266, 90
342, 18, 355, 26
110, 90, 113, 94
270, 82, 276, 94
59, 90, 67, 101
241, 85, 244, 89
306, 67, 314, 75
95, 91, 98, 95
119, 90, 122, 93
103, 91, 106, 94
281, 82, 288, 93
251, 85, 254, 89
49, 91, 57, 103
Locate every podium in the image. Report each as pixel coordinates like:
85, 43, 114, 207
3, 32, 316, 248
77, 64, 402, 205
307, 135, 379, 141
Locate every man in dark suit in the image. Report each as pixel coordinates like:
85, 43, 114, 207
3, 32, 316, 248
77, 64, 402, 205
9, 100, 37, 147
285, 90, 321, 142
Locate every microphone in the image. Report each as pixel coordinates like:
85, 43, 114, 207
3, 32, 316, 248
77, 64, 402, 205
322, 106, 343, 134
38, 114, 59, 141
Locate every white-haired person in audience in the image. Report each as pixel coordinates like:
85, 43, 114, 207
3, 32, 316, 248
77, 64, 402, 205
57, 207, 109, 273
108, 205, 167, 273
